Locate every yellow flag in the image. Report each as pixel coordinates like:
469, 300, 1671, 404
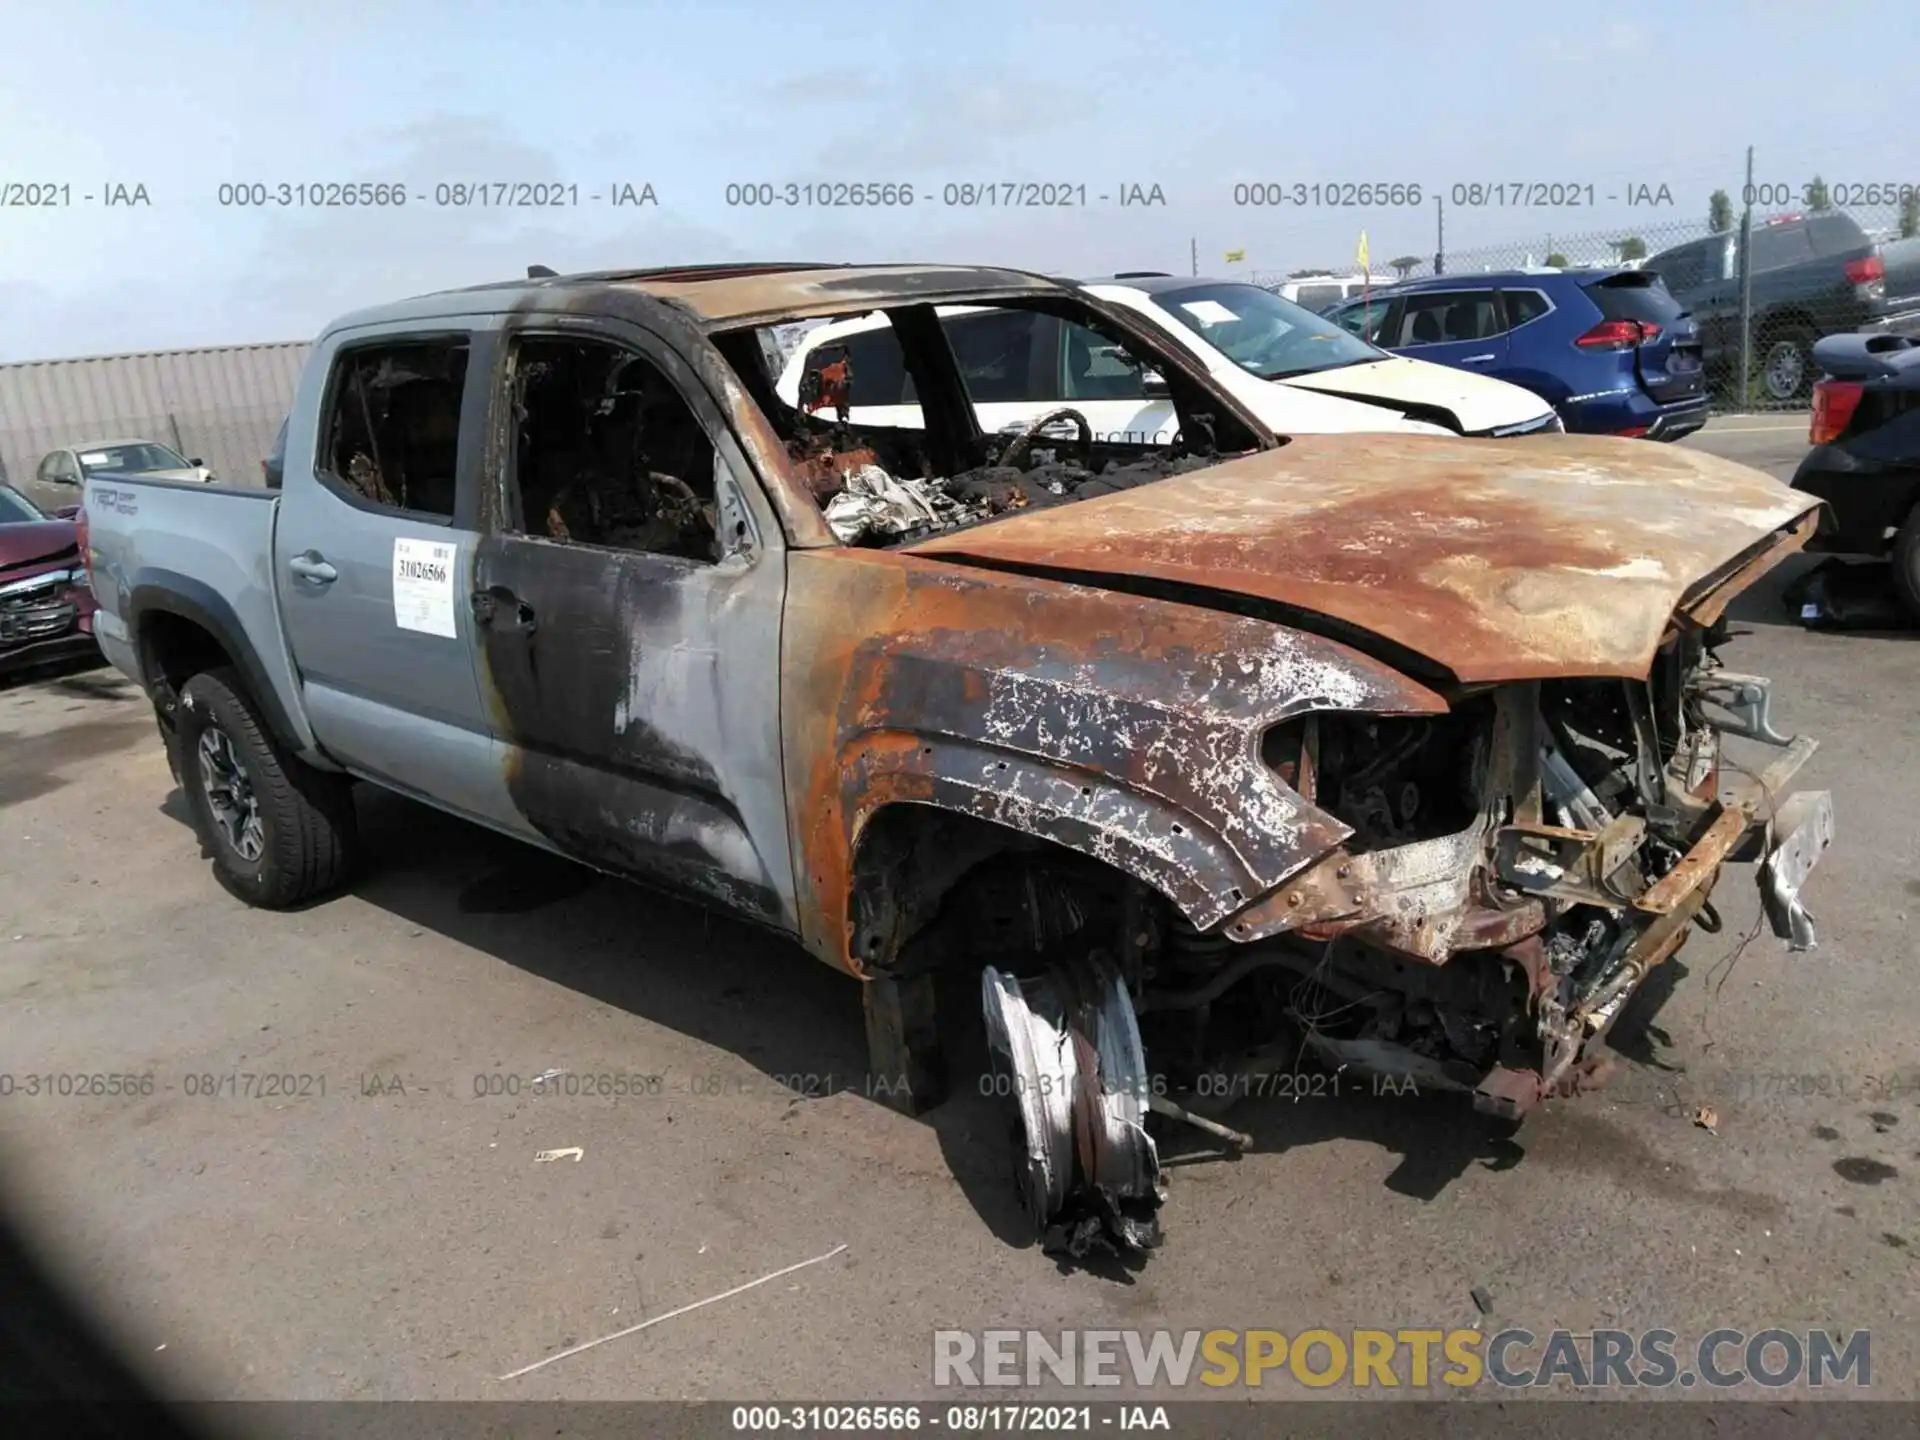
1356, 230, 1370, 271
1224, 248, 1246, 263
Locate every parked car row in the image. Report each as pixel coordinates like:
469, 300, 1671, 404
1302, 211, 1920, 422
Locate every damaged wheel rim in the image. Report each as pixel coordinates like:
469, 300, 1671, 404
981, 952, 1163, 1253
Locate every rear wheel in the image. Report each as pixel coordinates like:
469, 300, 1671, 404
1757, 324, 1816, 404
1892, 507, 1920, 624
175, 667, 358, 907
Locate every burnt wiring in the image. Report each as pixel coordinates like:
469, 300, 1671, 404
1284, 941, 1381, 1075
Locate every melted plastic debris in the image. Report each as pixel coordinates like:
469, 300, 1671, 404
821, 451, 1222, 548
822, 464, 991, 544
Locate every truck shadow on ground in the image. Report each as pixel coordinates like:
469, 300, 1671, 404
151, 779, 1706, 1269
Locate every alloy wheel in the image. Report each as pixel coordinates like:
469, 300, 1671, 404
197, 725, 265, 862
1763, 340, 1805, 402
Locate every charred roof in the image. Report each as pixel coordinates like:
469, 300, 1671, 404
327, 263, 1067, 335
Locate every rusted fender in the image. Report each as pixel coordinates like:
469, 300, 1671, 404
781, 549, 1448, 975
907, 433, 1822, 684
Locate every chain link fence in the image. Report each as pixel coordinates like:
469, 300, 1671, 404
1253, 201, 1920, 411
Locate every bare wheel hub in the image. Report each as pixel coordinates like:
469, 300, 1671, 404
981, 950, 1164, 1257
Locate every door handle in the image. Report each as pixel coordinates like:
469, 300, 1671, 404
1461, 353, 1497, 364
472, 585, 536, 633
288, 551, 337, 584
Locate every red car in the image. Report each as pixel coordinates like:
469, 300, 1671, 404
0, 484, 101, 680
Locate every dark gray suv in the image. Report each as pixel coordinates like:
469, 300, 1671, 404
1647, 213, 1920, 403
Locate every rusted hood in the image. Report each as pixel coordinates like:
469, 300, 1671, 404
907, 433, 1822, 682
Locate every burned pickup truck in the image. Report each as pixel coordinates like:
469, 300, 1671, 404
78, 263, 1834, 1256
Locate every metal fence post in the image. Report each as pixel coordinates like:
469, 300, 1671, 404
1737, 146, 1755, 409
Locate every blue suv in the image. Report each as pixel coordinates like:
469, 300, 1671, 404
1326, 269, 1710, 440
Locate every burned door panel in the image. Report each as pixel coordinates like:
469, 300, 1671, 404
470, 326, 795, 929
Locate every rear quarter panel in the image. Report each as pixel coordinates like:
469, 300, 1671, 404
82, 477, 318, 753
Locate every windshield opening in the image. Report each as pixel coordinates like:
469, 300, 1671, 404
713, 293, 1267, 549
1153, 282, 1384, 380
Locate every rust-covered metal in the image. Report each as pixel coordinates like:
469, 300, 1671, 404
1633, 734, 1820, 915
778, 548, 1449, 975
627, 265, 1061, 326
906, 433, 1823, 683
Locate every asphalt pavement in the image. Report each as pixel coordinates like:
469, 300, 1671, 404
1, 416, 1915, 1405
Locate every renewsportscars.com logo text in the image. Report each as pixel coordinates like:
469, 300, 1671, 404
932, 1328, 1871, 1391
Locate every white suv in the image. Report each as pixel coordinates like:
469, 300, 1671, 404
777, 276, 1560, 448
1268, 273, 1378, 313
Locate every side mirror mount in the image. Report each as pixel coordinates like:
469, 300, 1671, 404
189, 458, 205, 468
1140, 368, 1171, 398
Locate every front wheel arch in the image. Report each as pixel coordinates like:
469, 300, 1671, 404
844, 799, 1204, 978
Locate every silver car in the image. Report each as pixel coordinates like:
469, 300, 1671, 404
34, 439, 216, 499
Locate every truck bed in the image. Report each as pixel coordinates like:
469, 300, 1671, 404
83, 477, 311, 753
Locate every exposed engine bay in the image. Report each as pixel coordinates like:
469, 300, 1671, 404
956, 626, 1833, 1258
711, 295, 1836, 1262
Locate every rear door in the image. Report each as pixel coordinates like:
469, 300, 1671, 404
273, 319, 513, 827
1579, 271, 1705, 404
467, 316, 797, 930
1387, 288, 1511, 374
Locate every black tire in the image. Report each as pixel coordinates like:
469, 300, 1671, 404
155, 700, 182, 785
175, 666, 358, 907
1756, 324, 1817, 405
1892, 506, 1920, 624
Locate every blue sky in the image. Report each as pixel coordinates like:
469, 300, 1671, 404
0, 0, 1907, 359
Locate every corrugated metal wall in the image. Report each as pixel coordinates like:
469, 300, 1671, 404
0, 342, 310, 504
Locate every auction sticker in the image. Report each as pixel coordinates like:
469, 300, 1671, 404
392, 537, 457, 637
